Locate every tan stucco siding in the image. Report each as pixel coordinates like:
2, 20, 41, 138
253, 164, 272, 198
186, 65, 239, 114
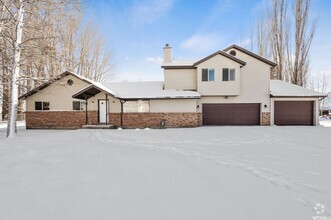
164, 69, 197, 90
87, 92, 121, 113
223, 49, 272, 112
150, 99, 197, 113
26, 75, 90, 111
270, 97, 320, 126
196, 54, 241, 96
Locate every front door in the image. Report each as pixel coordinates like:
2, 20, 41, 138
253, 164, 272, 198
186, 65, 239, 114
98, 100, 109, 123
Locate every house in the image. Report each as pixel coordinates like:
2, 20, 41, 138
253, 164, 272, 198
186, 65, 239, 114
20, 44, 327, 128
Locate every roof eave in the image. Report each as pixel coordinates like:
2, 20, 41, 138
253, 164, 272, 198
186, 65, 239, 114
224, 44, 277, 67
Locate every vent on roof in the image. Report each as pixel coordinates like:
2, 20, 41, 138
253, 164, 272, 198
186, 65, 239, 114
230, 50, 236, 56
67, 79, 74, 86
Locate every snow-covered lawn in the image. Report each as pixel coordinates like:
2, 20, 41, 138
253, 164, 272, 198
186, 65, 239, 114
0, 126, 330, 220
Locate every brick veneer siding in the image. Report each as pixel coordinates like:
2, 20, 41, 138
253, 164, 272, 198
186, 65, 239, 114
109, 112, 202, 128
25, 111, 98, 129
262, 112, 271, 126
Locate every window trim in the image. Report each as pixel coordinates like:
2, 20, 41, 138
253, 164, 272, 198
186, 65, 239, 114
35, 101, 50, 111
222, 68, 236, 81
202, 68, 215, 82
73, 101, 86, 111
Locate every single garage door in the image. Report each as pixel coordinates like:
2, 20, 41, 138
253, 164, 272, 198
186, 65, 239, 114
203, 103, 260, 125
274, 101, 314, 125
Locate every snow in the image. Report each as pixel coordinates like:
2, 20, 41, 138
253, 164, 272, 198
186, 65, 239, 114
270, 80, 327, 97
320, 117, 331, 127
0, 126, 330, 219
100, 81, 201, 99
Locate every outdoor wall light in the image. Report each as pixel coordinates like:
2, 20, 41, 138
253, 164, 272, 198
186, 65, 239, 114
264, 104, 268, 108
197, 105, 200, 109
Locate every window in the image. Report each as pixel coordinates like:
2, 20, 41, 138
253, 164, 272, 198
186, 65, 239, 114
123, 100, 150, 113
202, 68, 215, 81
35, 102, 50, 110
73, 101, 86, 110
222, 68, 236, 81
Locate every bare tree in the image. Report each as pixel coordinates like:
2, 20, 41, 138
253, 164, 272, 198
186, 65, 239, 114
289, 0, 316, 86
255, 0, 316, 87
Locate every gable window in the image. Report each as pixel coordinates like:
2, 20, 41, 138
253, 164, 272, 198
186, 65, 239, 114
35, 102, 50, 110
73, 101, 86, 111
202, 68, 215, 81
222, 68, 236, 81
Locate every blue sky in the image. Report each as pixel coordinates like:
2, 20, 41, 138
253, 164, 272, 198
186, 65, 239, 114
84, 0, 331, 82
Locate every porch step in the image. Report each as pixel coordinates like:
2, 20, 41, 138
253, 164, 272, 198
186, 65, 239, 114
82, 124, 115, 129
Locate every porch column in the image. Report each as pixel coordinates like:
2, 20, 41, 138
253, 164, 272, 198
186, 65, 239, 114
105, 93, 108, 125
85, 94, 88, 125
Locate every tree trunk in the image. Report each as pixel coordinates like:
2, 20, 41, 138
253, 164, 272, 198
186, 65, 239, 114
7, 0, 24, 138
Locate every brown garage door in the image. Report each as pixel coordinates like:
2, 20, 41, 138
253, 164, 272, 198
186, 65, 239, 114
274, 101, 314, 125
202, 103, 260, 125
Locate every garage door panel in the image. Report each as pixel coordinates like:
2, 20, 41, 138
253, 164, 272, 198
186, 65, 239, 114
274, 101, 313, 125
203, 103, 260, 125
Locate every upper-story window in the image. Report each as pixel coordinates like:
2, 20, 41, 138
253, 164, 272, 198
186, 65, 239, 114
222, 68, 235, 81
202, 68, 215, 81
35, 101, 50, 110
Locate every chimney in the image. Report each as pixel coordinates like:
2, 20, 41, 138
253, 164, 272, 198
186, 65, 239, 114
163, 43, 172, 63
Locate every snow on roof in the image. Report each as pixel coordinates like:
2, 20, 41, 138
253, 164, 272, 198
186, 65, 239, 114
162, 60, 196, 67
270, 80, 327, 97
100, 81, 200, 99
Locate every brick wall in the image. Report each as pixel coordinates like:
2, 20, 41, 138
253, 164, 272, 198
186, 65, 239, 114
25, 111, 98, 129
262, 112, 271, 126
110, 112, 202, 128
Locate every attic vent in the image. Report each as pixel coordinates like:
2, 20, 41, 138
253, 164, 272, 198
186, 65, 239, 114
67, 79, 74, 86
230, 50, 237, 56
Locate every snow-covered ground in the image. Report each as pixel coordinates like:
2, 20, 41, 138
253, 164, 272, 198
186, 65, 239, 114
0, 126, 330, 220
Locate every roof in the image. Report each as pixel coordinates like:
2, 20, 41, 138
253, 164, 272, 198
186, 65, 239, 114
19, 71, 95, 99
161, 50, 246, 69
270, 80, 327, 97
223, 44, 277, 67
161, 60, 196, 69
193, 50, 246, 66
98, 81, 201, 100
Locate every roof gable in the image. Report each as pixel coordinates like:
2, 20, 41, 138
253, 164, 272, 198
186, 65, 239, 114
193, 50, 246, 67
223, 44, 277, 67
19, 71, 93, 99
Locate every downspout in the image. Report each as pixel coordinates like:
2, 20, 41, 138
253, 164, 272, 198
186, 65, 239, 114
85, 94, 88, 125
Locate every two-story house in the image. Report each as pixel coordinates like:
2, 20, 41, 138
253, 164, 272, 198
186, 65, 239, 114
20, 44, 326, 128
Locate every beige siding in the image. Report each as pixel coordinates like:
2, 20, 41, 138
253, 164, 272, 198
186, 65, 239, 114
150, 99, 197, 112
164, 69, 197, 90
87, 92, 121, 113
196, 54, 241, 96
270, 97, 320, 126
26, 75, 91, 111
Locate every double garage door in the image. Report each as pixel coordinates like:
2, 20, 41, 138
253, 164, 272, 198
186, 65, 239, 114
203, 103, 260, 125
202, 101, 314, 126
274, 101, 314, 126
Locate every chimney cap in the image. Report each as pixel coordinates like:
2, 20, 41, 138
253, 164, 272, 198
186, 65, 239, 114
165, 43, 171, 48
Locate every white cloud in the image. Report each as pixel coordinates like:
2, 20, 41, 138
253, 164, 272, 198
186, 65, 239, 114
239, 38, 252, 47
180, 32, 223, 52
130, 0, 174, 27
146, 56, 163, 65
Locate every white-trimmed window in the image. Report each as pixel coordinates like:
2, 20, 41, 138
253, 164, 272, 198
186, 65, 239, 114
202, 68, 215, 81
35, 101, 50, 110
222, 68, 236, 81
73, 101, 86, 110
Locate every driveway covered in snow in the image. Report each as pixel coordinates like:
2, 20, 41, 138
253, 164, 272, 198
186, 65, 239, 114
0, 126, 330, 219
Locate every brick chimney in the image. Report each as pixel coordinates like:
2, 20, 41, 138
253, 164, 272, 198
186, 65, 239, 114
163, 44, 172, 63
